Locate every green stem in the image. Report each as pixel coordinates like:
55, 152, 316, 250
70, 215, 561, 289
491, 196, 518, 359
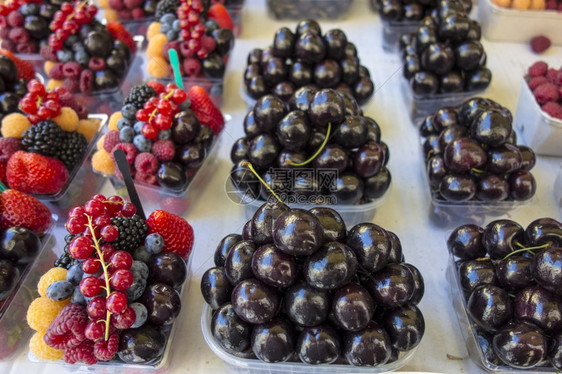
471, 168, 485, 173
502, 243, 550, 260
241, 161, 282, 204
288, 123, 331, 167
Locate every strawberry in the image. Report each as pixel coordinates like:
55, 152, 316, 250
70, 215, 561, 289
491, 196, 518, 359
106, 21, 136, 54
0, 49, 35, 80
146, 210, 194, 259
0, 188, 52, 235
186, 86, 225, 134
0, 161, 6, 185
207, 4, 234, 31
6, 151, 69, 195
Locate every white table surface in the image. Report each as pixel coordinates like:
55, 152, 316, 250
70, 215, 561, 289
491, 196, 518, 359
2, 1, 561, 373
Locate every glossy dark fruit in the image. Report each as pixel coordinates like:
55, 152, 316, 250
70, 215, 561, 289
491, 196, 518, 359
263, 58, 287, 87
273, 209, 323, 256
443, 137, 487, 173
140, 283, 181, 326
332, 283, 374, 331
343, 321, 392, 367
458, 259, 496, 292
403, 263, 424, 305
333, 172, 364, 205
157, 162, 187, 189
0, 226, 40, 265
333, 115, 368, 149
458, 97, 490, 127
353, 76, 375, 105
231, 278, 280, 324
312, 144, 348, 173
94, 70, 119, 90
495, 256, 533, 292
251, 244, 298, 288
202, 53, 226, 78
289, 86, 315, 112
118, 324, 166, 363
427, 155, 447, 189
324, 29, 347, 60
438, 124, 467, 149
231, 138, 249, 164
525, 218, 562, 247
254, 95, 287, 132
455, 41, 483, 71
305, 242, 357, 290
411, 71, 438, 95
309, 207, 346, 242
248, 134, 280, 169
0, 93, 21, 115
273, 27, 295, 58
380, 0, 402, 20
465, 67, 492, 91
433, 106, 459, 131
314, 59, 341, 88
365, 117, 381, 143
230, 160, 260, 199
148, 252, 186, 288
347, 223, 391, 273
173, 110, 201, 144
414, 25, 437, 55
492, 321, 548, 368
295, 32, 327, 65
514, 285, 562, 332
276, 150, 307, 168
485, 144, 522, 174
297, 325, 340, 364
517, 145, 536, 171
247, 76, 268, 99
251, 318, 295, 363
439, 173, 476, 201
225, 240, 257, 285
284, 281, 330, 327
251, 201, 290, 246
244, 64, 261, 86
508, 170, 536, 201
471, 109, 512, 147
439, 71, 464, 93
467, 285, 512, 332
382, 303, 425, 351
243, 111, 261, 137
447, 224, 485, 260
340, 57, 359, 86
421, 43, 454, 75
366, 263, 415, 307
177, 143, 206, 169
308, 89, 345, 128
276, 110, 311, 151
84, 31, 114, 58
476, 174, 509, 202
482, 220, 525, 259
0, 259, 19, 301
242, 221, 253, 241
296, 19, 322, 36
363, 166, 392, 200
439, 13, 470, 43
201, 267, 233, 310
273, 81, 296, 103
211, 303, 251, 353
531, 246, 562, 295
549, 330, 562, 369
247, 48, 262, 65
403, 53, 420, 81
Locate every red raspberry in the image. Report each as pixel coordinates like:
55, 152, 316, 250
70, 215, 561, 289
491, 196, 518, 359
103, 130, 121, 153
531, 36, 551, 54
0, 39, 15, 52
533, 83, 559, 104
117, 9, 132, 19
40, 45, 57, 61
554, 70, 562, 86
88, 57, 106, 71
61, 78, 80, 94
0, 28, 9, 39
16, 42, 36, 54
0, 160, 6, 185
131, 8, 144, 18
542, 102, 562, 120
201, 36, 216, 53
76, 105, 88, 119
7, 11, 23, 27
163, 41, 180, 62
109, 0, 125, 10
0, 137, 21, 162
57, 91, 77, 109
63, 61, 82, 79
9, 27, 29, 43
0, 15, 7, 28
134, 171, 157, 184
151, 140, 175, 162
183, 57, 201, 76
93, 332, 119, 361
49, 63, 65, 80
111, 142, 138, 164
64, 339, 97, 365
528, 61, 548, 78
134, 152, 158, 174
80, 69, 94, 93
528, 76, 549, 90
44, 303, 88, 350
546, 0, 557, 9
124, 0, 143, 9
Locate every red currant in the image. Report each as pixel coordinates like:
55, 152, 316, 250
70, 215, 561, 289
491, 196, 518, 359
120, 202, 136, 217
92, 194, 106, 201
100, 225, 119, 242
142, 123, 158, 139
19, 97, 37, 114
110, 269, 133, 291
93, 214, 112, 229
193, 23, 206, 34
156, 99, 172, 115
27, 80, 45, 96
44, 100, 61, 117
82, 258, 101, 274
68, 206, 86, 218
85, 199, 106, 218
36, 106, 51, 120
136, 109, 149, 122
87, 296, 107, 320
106, 291, 128, 314
188, 39, 201, 52
110, 307, 136, 329
154, 114, 172, 130
85, 320, 105, 340
82, 225, 100, 239
27, 114, 40, 125
61, 3, 73, 14
172, 89, 187, 104
100, 244, 116, 262
79, 277, 103, 298
69, 236, 94, 260
197, 48, 209, 59
166, 83, 178, 91
65, 216, 87, 235
148, 81, 165, 94
145, 97, 159, 112
109, 251, 133, 270
105, 195, 124, 214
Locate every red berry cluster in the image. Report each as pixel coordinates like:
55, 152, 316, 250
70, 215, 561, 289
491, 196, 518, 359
19, 79, 63, 124
177, 0, 210, 59
135, 82, 187, 140
65, 194, 137, 357
0, 0, 33, 16
48, 1, 97, 51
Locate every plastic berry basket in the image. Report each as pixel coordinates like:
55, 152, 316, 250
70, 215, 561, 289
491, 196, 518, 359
0, 218, 57, 362
226, 0, 245, 37
381, 19, 420, 53
446, 255, 558, 372
555, 163, 562, 213
514, 77, 562, 157
265, 0, 353, 19
201, 304, 418, 374
478, 0, 562, 45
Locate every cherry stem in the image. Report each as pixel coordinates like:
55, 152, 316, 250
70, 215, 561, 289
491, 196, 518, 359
288, 122, 331, 167
503, 243, 549, 260
471, 168, 485, 173
0, 182, 7, 192
85, 214, 112, 341
240, 161, 282, 204
149, 89, 175, 121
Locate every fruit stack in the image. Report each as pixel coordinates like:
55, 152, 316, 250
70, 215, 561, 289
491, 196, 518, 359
144, 1, 234, 82
0, 51, 36, 123
202, 200, 425, 367
0, 79, 101, 197
447, 218, 562, 370
243, 19, 374, 107
26, 194, 193, 366
421, 97, 537, 205
266, 0, 352, 19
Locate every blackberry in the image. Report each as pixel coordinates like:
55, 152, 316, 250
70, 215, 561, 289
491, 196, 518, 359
54, 250, 73, 269
21, 120, 64, 157
56, 131, 88, 171
155, 0, 181, 19
111, 214, 149, 252
123, 84, 157, 110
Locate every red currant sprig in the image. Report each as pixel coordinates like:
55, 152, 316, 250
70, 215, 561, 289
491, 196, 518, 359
48, 0, 97, 52
177, 0, 209, 59
19, 79, 62, 124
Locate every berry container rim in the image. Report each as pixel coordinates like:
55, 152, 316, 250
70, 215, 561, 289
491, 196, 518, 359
201, 303, 419, 374
446, 254, 558, 372
556, 163, 562, 212
265, 0, 353, 20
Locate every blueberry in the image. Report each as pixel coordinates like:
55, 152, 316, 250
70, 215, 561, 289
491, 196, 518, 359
46, 280, 74, 301
158, 129, 171, 140
56, 49, 74, 63
65, 34, 80, 49
172, 19, 181, 32
131, 260, 149, 280
67, 264, 84, 285
71, 286, 85, 305
133, 134, 151, 152
117, 118, 132, 131
145, 233, 164, 254
160, 13, 176, 24
160, 23, 171, 34
129, 302, 148, 328
75, 50, 90, 67
121, 104, 137, 120
205, 19, 219, 35
125, 276, 147, 301
134, 121, 145, 134
133, 245, 152, 263
20, 3, 40, 16
166, 31, 177, 41
120, 126, 135, 142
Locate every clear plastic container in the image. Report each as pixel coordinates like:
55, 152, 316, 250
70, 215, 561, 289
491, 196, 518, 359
227, 1, 245, 37
555, 163, 562, 213
478, 0, 562, 45
201, 304, 418, 374
266, 0, 353, 19
381, 19, 419, 53
0, 219, 57, 361
446, 256, 558, 372
514, 77, 562, 157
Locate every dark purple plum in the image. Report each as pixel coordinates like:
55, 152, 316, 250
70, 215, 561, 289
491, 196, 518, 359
284, 281, 330, 327
201, 267, 232, 310
140, 283, 181, 326
347, 223, 391, 273
332, 283, 374, 331
458, 259, 497, 292
211, 303, 252, 353
118, 324, 166, 363
305, 242, 357, 290
251, 318, 295, 363
148, 252, 187, 288
447, 224, 485, 260
296, 325, 340, 364
251, 244, 298, 288
492, 321, 548, 368
342, 321, 392, 367
231, 278, 280, 324
467, 285, 512, 332
382, 303, 425, 351
365, 263, 415, 308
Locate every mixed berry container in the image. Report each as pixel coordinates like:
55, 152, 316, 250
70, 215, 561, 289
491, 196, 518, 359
265, 0, 353, 19
201, 303, 418, 374
477, 0, 562, 44
0, 219, 56, 362
514, 77, 562, 157
155, 76, 224, 108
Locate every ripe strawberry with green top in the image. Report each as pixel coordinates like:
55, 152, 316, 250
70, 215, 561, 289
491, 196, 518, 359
186, 86, 225, 134
207, 4, 234, 31
6, 151, 69, 195
146, 210, 194, 259
0, 184, 52, 235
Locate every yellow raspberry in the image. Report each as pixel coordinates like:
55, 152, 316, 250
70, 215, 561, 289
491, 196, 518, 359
98, 0, 109, 8
29, 331, 64, 361
105, 8, 118, 21
92, 149, 115, 175
1, 113, 31, 138
512, 0, 530, 8
147, 34, 167, 58
52, 107, 79, 132
108, 111, 122, 132
530, 0, 545, 9
27, 297, 69, 331
37, 267, 68, 297
46, 79, 63, 90
44, 61, 56, 76
147, 22, 162, 41
147, 57, 169, 79
77, 118, 101, 142
96, 134, 106, 151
